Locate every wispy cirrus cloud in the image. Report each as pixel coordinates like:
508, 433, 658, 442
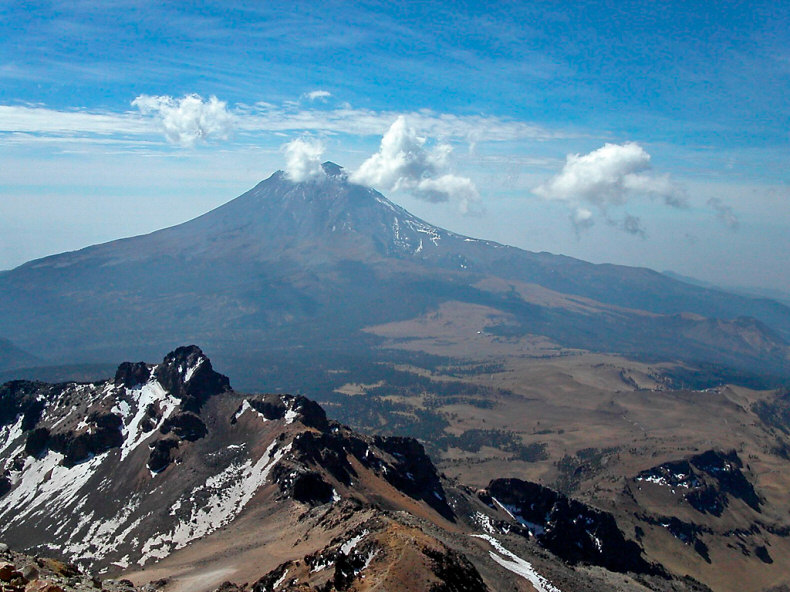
0, 97, 565, 151
0, 105, 150, 136
302, 90, 332, 102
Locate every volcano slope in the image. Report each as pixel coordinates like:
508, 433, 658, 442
0, 162, 788, 386
0, 346, 721, 592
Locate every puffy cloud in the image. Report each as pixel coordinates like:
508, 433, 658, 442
303, 90, 332, 102
533, 142, 686, 235
131, 94, 233, 147
282, 137, 326, 182
351, 116, 480, 213
570, 207, 594, 234
708, 197, 739, 229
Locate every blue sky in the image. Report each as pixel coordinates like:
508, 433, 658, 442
1, 1, 788, 291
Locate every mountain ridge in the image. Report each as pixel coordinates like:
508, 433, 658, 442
0, 346, 720, 592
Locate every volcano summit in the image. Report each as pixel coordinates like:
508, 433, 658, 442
0, 162, 788, 385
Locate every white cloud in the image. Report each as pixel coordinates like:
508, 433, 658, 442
282, 137, 326, 182
351, 116, 479, 212
303, 90, 332, 102
708, 197, 739, 229
131, 94, 233, 147
534, 142, 686, 235
571, 207, 594, 234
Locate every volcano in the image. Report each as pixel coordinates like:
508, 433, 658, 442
0, 162, 787, 385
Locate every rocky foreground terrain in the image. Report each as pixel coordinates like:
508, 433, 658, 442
0, 346, 741, 591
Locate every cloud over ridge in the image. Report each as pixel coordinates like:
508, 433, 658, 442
282, 137, 326, 182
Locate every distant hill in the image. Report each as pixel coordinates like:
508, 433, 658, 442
663, 270, 790, 307
0, 338, 39, 372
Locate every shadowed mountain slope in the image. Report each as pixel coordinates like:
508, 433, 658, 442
0, 163, 787, 381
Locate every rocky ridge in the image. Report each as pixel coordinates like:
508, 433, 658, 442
0, 347, 722, 591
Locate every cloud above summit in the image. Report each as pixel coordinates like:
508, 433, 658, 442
533, 142, 687, 235
132, 94, 233, 147
351, 116, 480, 213
282, 137, 326, 182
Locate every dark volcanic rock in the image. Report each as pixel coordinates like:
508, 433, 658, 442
638, 514, 713, 562
236, 394, 329, 430
114, 362, 151, 388
159, 411, 207, 441
24, 427, 50, 457
290, 432, 360, 487
246, 397, 286, 421
147, 438, 180, 473
0, 474, 10, 497
487, 478, 658, 574
23, 411, 124, 467
275, 468, 335, 505
0, 380, 51, 430
636, 449, 761, 516
424, 546, 488, 592
288, 428, 453, 519
690, 450, 761, 512
372, 436, 453, 520
153, 346, 230, 413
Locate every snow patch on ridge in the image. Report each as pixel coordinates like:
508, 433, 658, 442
118, 380, 181, 461
183, 357, 204, 383
139, 440, 292, 565
234, 400, 269, 422
341, 529, 368, 555
471, 534, 561, 592
0, 417, 23, 456
0, 450, 109, 530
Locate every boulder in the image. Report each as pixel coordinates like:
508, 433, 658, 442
20, 565, 38, 581
0, 562, 20, 581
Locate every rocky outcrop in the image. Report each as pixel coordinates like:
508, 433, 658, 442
159, 411, 207, 441
635, 449, 762, 516
0, 545, 138, 592
147, 438, 180, 473
114, 362, 151, 388
23, 411, 124, 467
153, 346, 230, 413
284, 429, 453, 518
485, 478, 658, 575
231, 394, 329, 431
243, 516, 489, 592
0, 381, 57, 431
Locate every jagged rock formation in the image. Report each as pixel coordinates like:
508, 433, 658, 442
635, 449, 762, 517
0, 347, 712, 592
482, 478, 660, 575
